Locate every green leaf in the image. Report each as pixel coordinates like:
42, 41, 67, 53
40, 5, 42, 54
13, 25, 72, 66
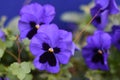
6, 16, 20, 35
61, 12, 82, 23
17, 73, 26, 80
8, 62, 20, 75
8, 62, 33, 80
0, 16, 7, 28
0, 40, 6, 58
20, 62, 31, 74
23, 74, 33, 80
5, 40, 14, 48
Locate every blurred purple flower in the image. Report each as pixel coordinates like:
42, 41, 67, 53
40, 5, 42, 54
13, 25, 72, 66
30, 24, 75, 73
0, 77, 9, 80
111, 25, 120, 50
0, 29, 6, 41
95, 0, 120, 14
91, 0, 119, 30
82, 31, 111, 70
18, 3, 55, 39
91, 5, 109, 30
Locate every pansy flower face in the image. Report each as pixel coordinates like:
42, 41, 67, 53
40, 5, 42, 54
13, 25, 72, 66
18, 3, 55, 39
111, 25, 120, 50
30, 24, 75, 73
0, 29, 6, 41
82, 31, 111, 70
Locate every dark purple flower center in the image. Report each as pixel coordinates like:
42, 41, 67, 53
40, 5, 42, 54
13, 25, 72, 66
92, 48, 104, 65
26, 21, 44, 39
39, 43, 60, 66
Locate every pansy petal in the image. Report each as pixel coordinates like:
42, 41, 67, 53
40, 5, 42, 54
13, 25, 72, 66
109, 0, 120, 14
95, 0, 109, 9
20, 3, 43, 19
112, 31, 120, 50
55, 50, 71, 64
42, 4, 55, 23
19, 14, 37, 23
59, 30, 72, 42
38, 24, 59, 47
94, 31, 111, 49
87, 31, 111, 49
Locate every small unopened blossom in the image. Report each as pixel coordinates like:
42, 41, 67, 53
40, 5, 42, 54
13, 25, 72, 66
30, 24, 75, 73
82, 31, 111, 70
18, 3, 55, 39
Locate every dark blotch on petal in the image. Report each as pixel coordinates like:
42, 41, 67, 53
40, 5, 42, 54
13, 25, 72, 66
54, 47, 60, 53
30, 21, 36, 28
39, 52, 48, 63
92, 53, 104, 65
26, 21, 37, 39
92, 48, 104, 64
95, 16, 101, 24
42, 43, 50, 51
47, 53, 56, 66
26, 28, 37, 39
39, 51, 56, 66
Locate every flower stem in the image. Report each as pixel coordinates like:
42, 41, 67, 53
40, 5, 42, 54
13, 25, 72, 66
5, 50, 18, 62
16, 35, 21, 63
74, 8, 101, 43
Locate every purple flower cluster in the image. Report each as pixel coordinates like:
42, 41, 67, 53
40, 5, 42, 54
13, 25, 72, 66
82, 0, 120, 71
18, 1, 120, 72
18, 3, 75, 73
91, 0, 120, 30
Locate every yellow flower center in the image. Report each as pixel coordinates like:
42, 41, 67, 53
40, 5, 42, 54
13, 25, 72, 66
98, 50, 102, 54
35, 24, 40, 29
48, 48, 54, 53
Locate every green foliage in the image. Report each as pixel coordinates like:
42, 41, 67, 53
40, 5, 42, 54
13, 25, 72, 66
0, 40, 6, 58
7, 62, 33, 80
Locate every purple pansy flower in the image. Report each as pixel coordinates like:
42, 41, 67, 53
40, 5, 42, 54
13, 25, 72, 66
18, 3, 55, 39
95, 0, 120, 14
91, 5, 109, 30
82, 31, 111, 70
30, 24, 75, 73
111, 25, 120, 50
0, 29, 6, 41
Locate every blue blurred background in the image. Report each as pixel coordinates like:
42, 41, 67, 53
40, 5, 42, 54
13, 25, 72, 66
0, 0, 119, 28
